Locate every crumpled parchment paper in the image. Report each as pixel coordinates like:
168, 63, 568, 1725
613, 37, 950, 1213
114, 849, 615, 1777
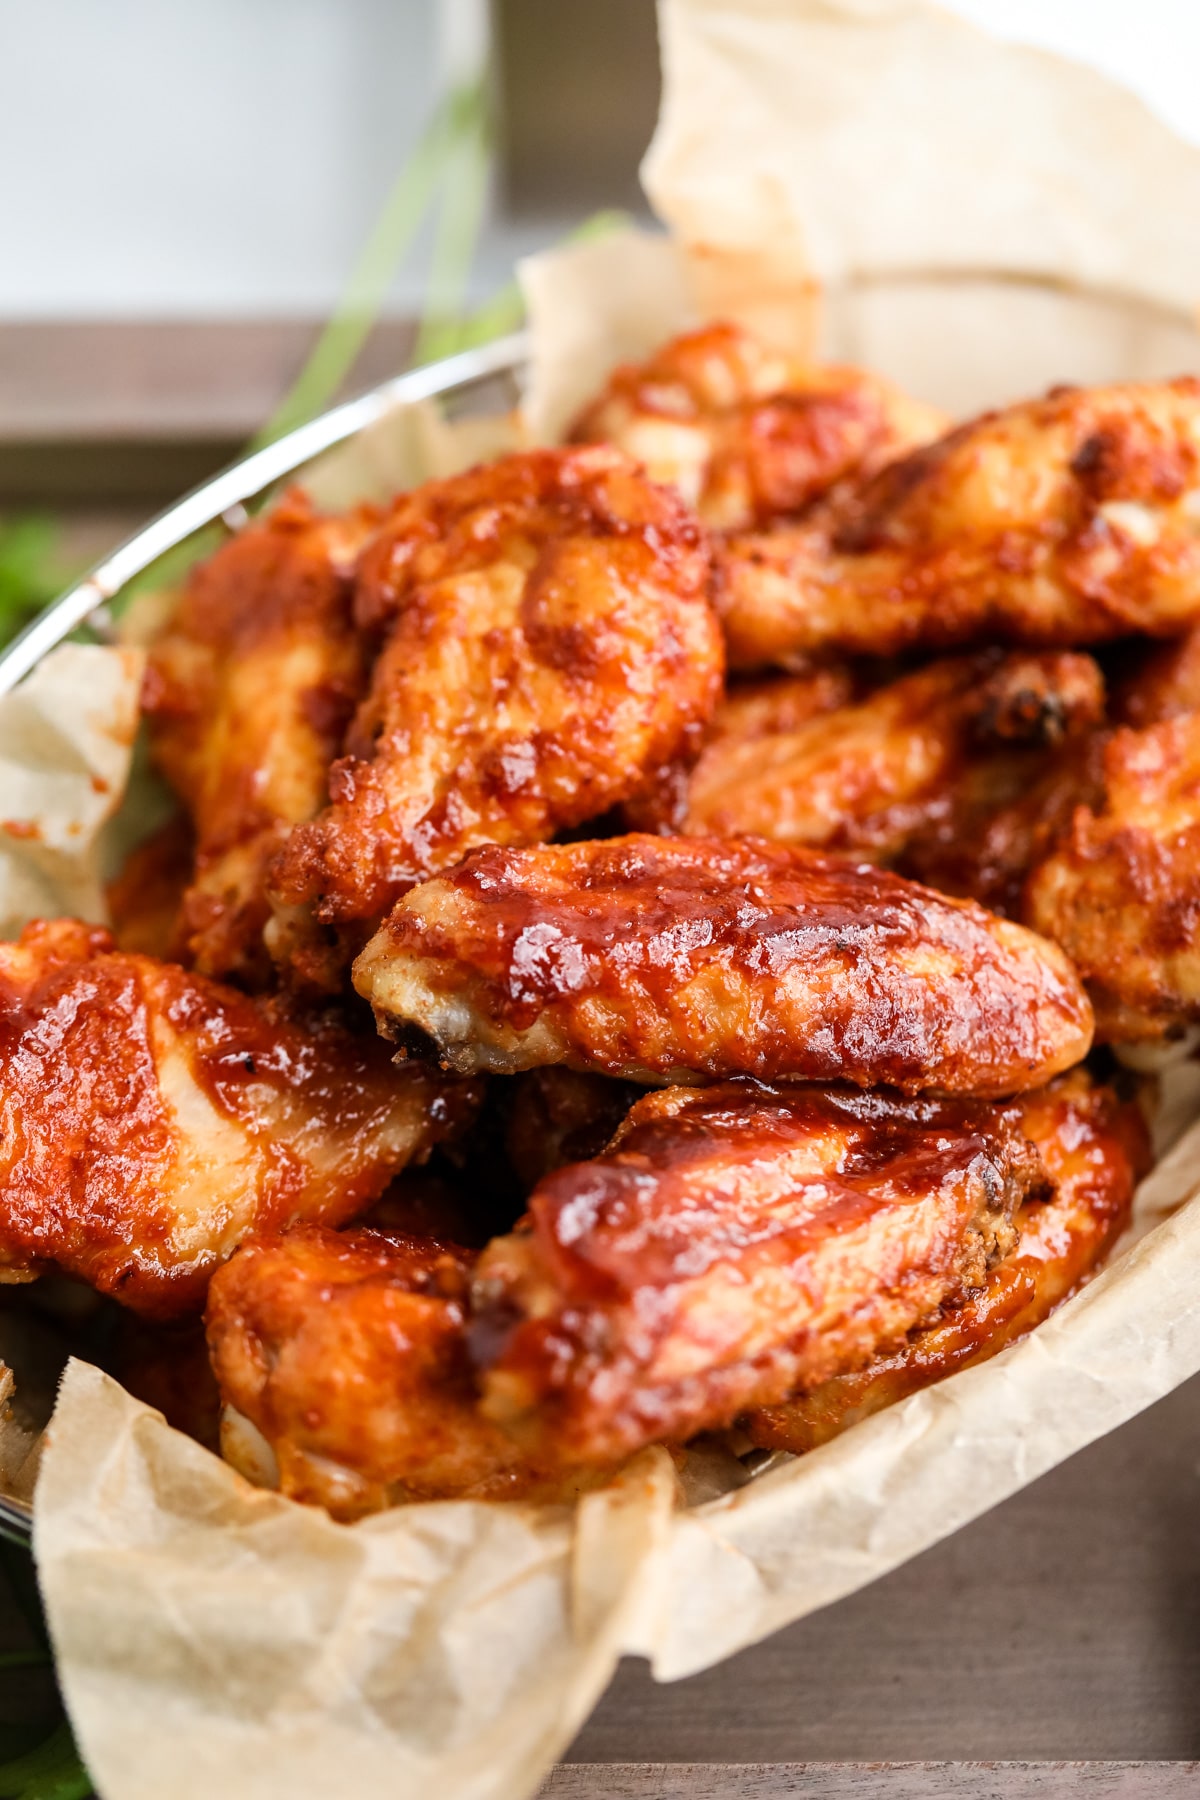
0, 643, 144, 938
7, 3, 1200, 1797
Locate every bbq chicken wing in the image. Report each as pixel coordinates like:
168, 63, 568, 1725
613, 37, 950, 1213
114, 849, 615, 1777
353, 836, 1093, 1096
743, 1070, 1147, 1455
716, 379, 1200, 669
569, 322, 946, 530
471, 1081, 1044, 1465
624, 661, 858, 833
0, 920, 474, 1316
268, 448, 723, 980
898, 735, 1104, 918
684, 649, 1103, 861
1026, 712, 1200, 1041
206, 1225, 594, 1518
144, 491, 379, 985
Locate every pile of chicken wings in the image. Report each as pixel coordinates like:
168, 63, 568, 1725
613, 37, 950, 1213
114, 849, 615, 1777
12, 318, 1200, 1517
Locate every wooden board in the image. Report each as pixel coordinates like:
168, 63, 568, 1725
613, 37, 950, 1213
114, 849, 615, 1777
542, 1766, 1199, 1797
545, 1371, 1200, 1782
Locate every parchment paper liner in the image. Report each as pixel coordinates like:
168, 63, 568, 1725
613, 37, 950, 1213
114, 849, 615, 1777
6, 3, 1200, 1795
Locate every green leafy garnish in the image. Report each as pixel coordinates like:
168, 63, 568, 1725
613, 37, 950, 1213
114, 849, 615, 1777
0, 1722, 91, 1800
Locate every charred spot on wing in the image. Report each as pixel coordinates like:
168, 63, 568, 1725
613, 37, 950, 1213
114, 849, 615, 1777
968, 653, 1103, 750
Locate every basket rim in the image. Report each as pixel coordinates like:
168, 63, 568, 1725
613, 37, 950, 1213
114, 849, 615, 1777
0, 329, 530, 698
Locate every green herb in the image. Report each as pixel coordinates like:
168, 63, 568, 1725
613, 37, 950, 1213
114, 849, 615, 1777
0, 518, 71, 650
0, 1723, 90, 1800
254, 79, 488, 450
411, 83, 492, 366
0, 1547, 90, 1800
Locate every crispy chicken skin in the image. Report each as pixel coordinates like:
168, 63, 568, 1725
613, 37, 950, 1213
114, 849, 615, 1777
716, 379, 1200, 669
625, 662, 859, 834
144, 491, 379, 984
684, 649, 1104, 857
268, 448, 723, 957
744, 1070, 1148, 1455
206, 1225, 590, 1517
710, 664, 859, 741
471, 1081, 1043, 1466
569, 322, 946, 531
353, 835, 1093, 1096
899, 736, 1104, 919
1026, 712, 1200, 1041
0, 920, 474, 1316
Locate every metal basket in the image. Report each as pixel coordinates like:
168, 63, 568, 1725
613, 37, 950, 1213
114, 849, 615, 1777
0, 331, 528, 696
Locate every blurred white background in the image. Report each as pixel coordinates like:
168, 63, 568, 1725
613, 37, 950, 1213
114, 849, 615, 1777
3, 0, 1199, 320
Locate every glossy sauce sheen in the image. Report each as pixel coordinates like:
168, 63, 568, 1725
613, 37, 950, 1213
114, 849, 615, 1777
684, 648, 1104, 863
0, 920, 471, 1316
471, 1080, 1043, 1464
356, 835, 1093, 1094
269, 447, 723, 937
744, 1070, 1149, 1453
716, 378, 1200, 668
143, 490, 379, 985
206, 1225, 570, 1517
1026, 710, 1200, 1039
569, 321, 946, 531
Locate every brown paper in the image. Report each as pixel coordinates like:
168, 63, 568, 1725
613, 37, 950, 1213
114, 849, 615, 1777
0, 644, 145, 939
35, 1365, 677, 1800
9, 4, 1200, 1796
645, 0, 1200, 320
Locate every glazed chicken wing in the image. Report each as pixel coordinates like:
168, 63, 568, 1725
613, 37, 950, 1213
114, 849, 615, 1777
268, 448, 723, 977
353, 835, 1092, 1096
744, 1070, 1147, 1455
716, 379, 1200, 669
898, 735, 1104, 919
0, 920, 474, 1316
1026, 712, 1200, 1041
206, 1225, 585, 1518
144, 491, 379, 984
471, 1081, 1043, 1465
684, 649, 1103, 861
570, 322, 946, 530
624, 661, 858, 833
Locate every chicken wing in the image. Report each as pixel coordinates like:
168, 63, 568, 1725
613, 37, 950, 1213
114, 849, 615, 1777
624, 662, 858, 833
716, 379, 1200, 669
684, 650, 1103, 860
353, 835, 1092, 1096
569, 322, 946, 530
206, 1225, 593, 1517
898, 735, 1103, 918
143, 490, 379, 985
743, 1070, 1147, 1455
1026, 712, 1200, 1041
471, 1081, 1044, 1465
504, 1067, 641, 1191
268, 449, 723, 974
1112, 625, 1200, 727
0, 920, 475, 1316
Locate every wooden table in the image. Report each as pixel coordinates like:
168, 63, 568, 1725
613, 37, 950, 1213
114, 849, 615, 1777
539, 1370, 1200, 1793
6, 1377, 1198, 1794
